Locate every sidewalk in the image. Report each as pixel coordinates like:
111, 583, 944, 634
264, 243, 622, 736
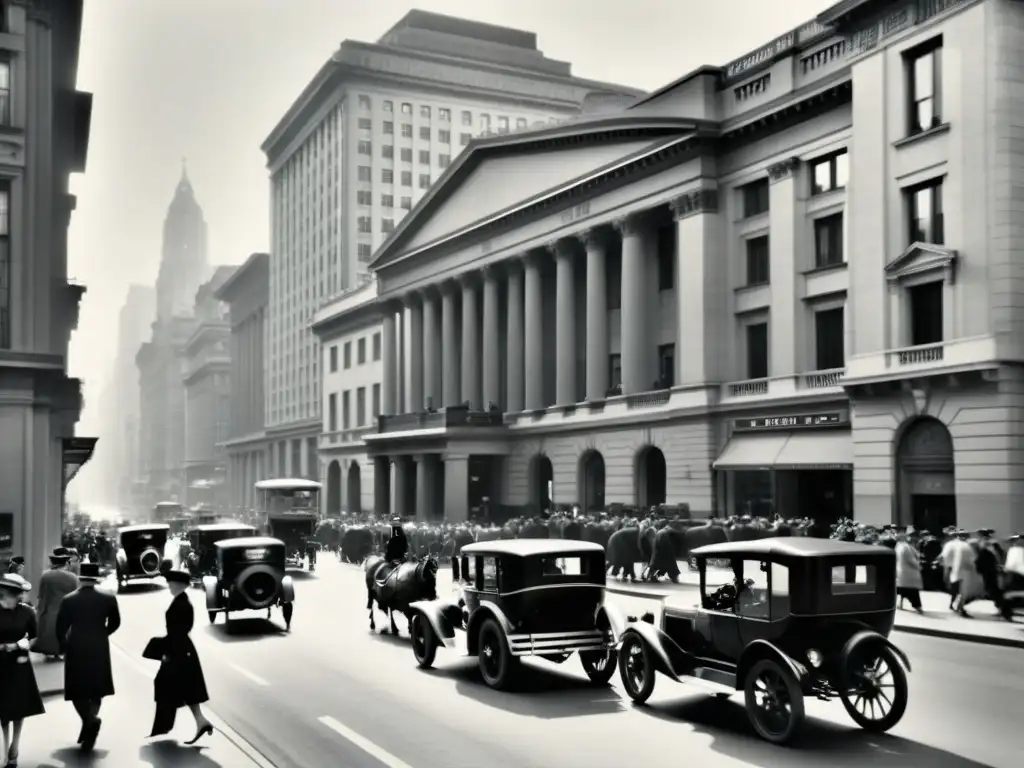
20, 647, 272, 767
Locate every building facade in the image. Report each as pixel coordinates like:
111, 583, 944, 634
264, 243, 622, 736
310, 279, 383, 516
260, 10, 645, 494
352, 0, 1024, 534
182, 267, 233, 508
216, 252, 269, 511
0, 1, 93, 587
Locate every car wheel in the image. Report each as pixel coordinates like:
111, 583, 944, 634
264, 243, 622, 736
477, 618, 514, 689
208, 610, 217, 624
580, 649, 618, 685
411, 613, 437, 669
744, 658, 805, 744
840, 644, 908, 733
618, 634, 656, 704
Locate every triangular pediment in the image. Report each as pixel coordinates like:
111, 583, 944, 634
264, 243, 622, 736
884, 242, 958, 282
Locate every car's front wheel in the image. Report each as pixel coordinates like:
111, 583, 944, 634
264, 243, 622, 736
618, 634, 656, 703
477, 618, 514, 689
840, 644, 908, 733
411, 613, 437, 668
744, 658, 805, 744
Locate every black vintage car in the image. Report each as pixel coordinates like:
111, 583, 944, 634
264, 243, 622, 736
115, 524, 170, 592
186, 523, 257, 584
408, 540, 623, 690
203, 537, 294, 631
266, 512, 318, 571
617, 537, 911, 744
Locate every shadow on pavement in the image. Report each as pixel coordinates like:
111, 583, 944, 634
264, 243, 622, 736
36, 746, 111, 767
286, 569, 316, 580
202, 617, 288, 643
140, 739, 222, 766
636, 694, 992, 767
117, 582, 166, 596
369, 628, 411, 647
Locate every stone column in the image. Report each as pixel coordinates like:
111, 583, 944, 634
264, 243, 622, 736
505, 265, 524, 412
523, 253, 544, 410
393, 457, 412, 518
441, 283, 460, 406
460, 276, 481, 410
768, 158, 803, 376
581, 229, 609, 400
405, 295, 424, 412
422, 290, 441, 410
617, 214, 647, 395
414, 454, 436, 521
482, 267, 501, 410
442, 453, 469, 522
373, 456, 390, 517
381, 306, 398, 415
553, 241, 577, 405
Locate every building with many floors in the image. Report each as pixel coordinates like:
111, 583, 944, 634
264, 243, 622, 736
259, 10, 645, 495
0, 1, 93, 589
331, 0, 1024, 534
216, 252, 269, 511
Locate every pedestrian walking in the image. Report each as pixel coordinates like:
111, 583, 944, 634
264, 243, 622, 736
0, 573, 45, 768
54, 562, 121, 752
894, 533, 924, 612
146, 567, 214, 744
32, 548, 79, 659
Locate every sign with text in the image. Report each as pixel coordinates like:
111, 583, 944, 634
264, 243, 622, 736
733, 412, 845, 432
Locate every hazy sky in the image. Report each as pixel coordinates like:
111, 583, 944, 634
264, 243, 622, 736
69, 0, 830, 499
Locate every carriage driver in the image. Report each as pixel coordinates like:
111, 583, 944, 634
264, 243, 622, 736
384, 519, 409, 564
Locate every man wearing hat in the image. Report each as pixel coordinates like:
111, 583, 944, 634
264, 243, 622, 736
384, 519, 409, 564
54, 562, 120, 751
32, 548, 79, 659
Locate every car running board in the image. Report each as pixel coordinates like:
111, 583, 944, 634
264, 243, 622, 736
685, 666, 737, 695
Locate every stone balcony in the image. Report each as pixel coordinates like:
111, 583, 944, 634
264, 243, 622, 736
843, 335, 1000, 386
721, 368, 847, 402
369, 405, 505, 440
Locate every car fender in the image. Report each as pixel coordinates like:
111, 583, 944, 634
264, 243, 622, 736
409, 599, 457, 648
737, 639, 810, 692
202, 576, 219, 611
620, 623, 683, 682
465, 600, 514, 656
595, 602, 627, 643
280, 574, 295, 603
841, 630, 912, 673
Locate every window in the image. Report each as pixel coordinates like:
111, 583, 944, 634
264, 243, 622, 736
401, 171, 412, 186
419, 126, 430, 140
769, 563, 791, 617
401, 124, 413, 138
540, 556, 584, 576
418, 174, 431, 189
907, 41, 941, 134
357, 95, 371, 110
400, 102, 412, 115
907, 180, 944, 244
516, 117, 527, 129
745, 236, 770, 285
741, 179, 770, 217
382, 218, 394, 233
459, 556, 476, 584
438, 154, 451, 168
480, 557, 498, 591
460, 133, 472, 146
329, 345, 338, 372
909, 281, 943, 345
357, 244, 372, 262
381, 168, 393, 184
420, 105, 431, 119
382, 145, 394, 159
0, 63, 9, 126
357, 117, 372, 130
356, 190, 371, 206
439, 108, 451, 121
356, 387, 366, 426
812, 214, 844, 268
342, 391, 351, 429
438, 130, 450, 144
736, 560, 770, 620
372, 384, 381, 418
810, 151, 848, 195
400, 148, 412, 162
418, 150, 430, 164
461, 110, 472, 126
831, 564, 876, 595
657, 344, 675, 388
400, 196, 412, 211
815, 307, 845, 370
357, 166, 371, 182
480, 114, 491, 131
328, 393, 338, 431
372, 332, 381, 360
383, 121, 393, 135
381, 194, 394, 208
497, 116, 509, 133
746, 322, 769, 379
357, 337, 366, 364
383, 100, 393, 112
357, 216, 371, 233
343, 342, 352, 369
657, 225, 674, 290
609, 354, 622, 389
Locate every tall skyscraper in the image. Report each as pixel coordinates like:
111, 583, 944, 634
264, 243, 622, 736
259, 10, 644, 480
156, 162, 209, 320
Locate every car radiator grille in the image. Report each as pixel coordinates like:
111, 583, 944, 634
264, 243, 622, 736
506, 629, 612, 657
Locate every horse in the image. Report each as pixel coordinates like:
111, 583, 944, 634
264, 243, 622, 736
363, 554, 438, 635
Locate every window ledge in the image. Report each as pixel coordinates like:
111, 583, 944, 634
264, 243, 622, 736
893, 122, 950, 149
801, 262, 847, 277
735, 281, 770, 293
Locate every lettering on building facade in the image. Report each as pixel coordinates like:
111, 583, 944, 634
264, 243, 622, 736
733, 412, 846, 431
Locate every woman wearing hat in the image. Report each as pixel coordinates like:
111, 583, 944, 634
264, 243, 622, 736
0, 573, 45, 767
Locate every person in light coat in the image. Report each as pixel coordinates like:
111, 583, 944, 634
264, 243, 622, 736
894, 534, 924, 612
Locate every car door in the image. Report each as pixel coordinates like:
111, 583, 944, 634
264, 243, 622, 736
698, 561, 743, 662
738, 558, 774, 647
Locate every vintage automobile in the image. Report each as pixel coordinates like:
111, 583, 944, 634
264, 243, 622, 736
115, 524, 170, 592
167, 517, 192, 537
617, 537, 910, 744
408, 539, 623, 690
186, 523, 257, 584
203, 537, 295, 631
256, 479, 321, 571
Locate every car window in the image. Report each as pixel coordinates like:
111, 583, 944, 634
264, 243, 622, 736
460, 556, 476, 585
831, 564, 876, 595
539, 556, 585, 576
480, 557, 498, 592
770, 563, 790, 617
703, 558, 734, 590
736, 559, 769, 620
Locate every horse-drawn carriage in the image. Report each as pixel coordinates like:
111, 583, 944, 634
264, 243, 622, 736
203, 537, 295, 631
255, 479, 321, 571
617, 537, 911, 744
186, 523, 257, 584
114, 524, 170, 592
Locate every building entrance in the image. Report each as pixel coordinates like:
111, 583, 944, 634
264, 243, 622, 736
896, 417, 956, 531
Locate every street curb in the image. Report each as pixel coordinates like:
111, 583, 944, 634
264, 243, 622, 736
605, 584, 1024, 649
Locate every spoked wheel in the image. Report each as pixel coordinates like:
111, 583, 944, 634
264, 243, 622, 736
840, 645, 908, 732
744, 658, 805, 744
477, 618, 515, 689
580, 649, 618, 685
411, 613, 437, 669
618, 634, 656, 703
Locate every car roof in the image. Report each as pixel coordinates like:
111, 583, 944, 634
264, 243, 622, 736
119, 524, 170, 534
195, 523, 256, 532
215, 536, 283, 550
461, 539, 604, 557
690, 537, 894, 560
254, 478, 322, 491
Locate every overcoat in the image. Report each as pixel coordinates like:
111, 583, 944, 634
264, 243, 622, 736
32, 567, 79, 655
149, 591, 209, 737
0, 602, 45, 720
894, 541, 924, 591
55, 584, 121, 700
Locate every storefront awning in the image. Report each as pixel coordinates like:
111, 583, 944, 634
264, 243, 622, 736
713, 434, 790, 471
62, 437, 98, 490
714, 431, 853, 471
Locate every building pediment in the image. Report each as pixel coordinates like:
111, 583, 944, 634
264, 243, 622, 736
884, 242, 958, 284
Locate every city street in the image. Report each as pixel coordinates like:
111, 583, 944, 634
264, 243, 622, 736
101, 555, 1018, 768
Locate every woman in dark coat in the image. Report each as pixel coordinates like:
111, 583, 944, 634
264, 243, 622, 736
148, 568, 213, 744
0, 573, 45, 768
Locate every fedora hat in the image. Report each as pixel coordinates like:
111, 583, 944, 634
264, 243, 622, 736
164, 568, 191, 585
0, 573, 31, 592
78, 563, 102, 582
49, 547, 70, 563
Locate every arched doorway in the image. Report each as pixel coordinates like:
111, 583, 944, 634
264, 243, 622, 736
528, 454, 553, 514
578, 450, 606, 513
636, 446, 667, 509
326, 460, 341, 516
347, 461, 363, 515
896, 417, 955, 533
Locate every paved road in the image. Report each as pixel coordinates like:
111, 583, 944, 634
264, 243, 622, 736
107, 557, 1016, 768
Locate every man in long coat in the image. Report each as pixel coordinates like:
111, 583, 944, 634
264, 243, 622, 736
55, 562, 121, 751
32, 547, 79, 658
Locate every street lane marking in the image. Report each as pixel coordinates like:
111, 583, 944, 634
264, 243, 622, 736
319, 715, 414, 768
230, 663, 269, 686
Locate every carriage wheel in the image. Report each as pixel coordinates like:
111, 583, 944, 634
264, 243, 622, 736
477, 618, 514, 689
580, 649, 618, 685
744, 658, 805, 744
618, 635, 655, 703
840, 645, 908, 733
411, 614, 437, 669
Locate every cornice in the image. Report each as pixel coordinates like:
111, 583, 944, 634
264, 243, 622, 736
670, 187, 719, 221
768, 157, 801, 183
